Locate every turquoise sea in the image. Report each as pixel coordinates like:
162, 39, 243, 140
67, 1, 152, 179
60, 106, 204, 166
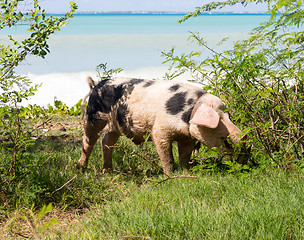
1, 14, 270, 106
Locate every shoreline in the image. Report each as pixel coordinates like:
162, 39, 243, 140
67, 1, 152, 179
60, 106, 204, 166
23, 66, 184, 107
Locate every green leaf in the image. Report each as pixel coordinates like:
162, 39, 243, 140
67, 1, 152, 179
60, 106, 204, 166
37, 203, 53, 220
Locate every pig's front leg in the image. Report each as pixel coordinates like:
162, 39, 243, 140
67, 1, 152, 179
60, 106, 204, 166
77, 119, 107, 169
152, 129, 174, 176
101, 131, 120, 172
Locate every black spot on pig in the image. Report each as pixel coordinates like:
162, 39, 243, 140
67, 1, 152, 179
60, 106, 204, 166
166, 92, 187, 115
116, 105, 138, 142
117, 103, 129, 127
127, 78, 144, 85
182, 107, 194, 123
187, 98, 194, 106
169, 84, 180, 92
87, 82, 125, 123
95, 78, 111, 89
143, 80, 155, 88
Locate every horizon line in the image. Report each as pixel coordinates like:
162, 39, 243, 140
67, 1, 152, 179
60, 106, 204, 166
46, 10, 269, 15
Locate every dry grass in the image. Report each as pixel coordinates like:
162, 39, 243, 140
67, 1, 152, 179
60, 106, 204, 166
0, 207, 88, 239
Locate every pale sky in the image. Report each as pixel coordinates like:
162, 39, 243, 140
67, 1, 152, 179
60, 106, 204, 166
39, 0, 268, 13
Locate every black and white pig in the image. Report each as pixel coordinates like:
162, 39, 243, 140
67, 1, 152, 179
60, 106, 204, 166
77, 77, 245, 175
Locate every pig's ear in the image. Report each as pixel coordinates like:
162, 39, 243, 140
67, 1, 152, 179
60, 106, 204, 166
190, 103, 220, 129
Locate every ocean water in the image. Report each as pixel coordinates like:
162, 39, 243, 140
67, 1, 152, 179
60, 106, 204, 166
1, 14, 270, 106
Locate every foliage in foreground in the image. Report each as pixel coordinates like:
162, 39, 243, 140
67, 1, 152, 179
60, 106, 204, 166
2, 169, 304, 239
0, 0, 77, 175
163, 0, 304, 168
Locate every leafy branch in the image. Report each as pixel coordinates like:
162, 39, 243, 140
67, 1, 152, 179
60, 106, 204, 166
164, 0, 304, 168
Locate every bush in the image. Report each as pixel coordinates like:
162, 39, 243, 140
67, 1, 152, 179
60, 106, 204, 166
162, 0, 304, 168
0, 0, 77, 173
0, 0, 77, 211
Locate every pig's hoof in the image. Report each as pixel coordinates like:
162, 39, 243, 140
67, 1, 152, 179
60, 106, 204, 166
76, 162, 82, 169
76, 162, 87, 172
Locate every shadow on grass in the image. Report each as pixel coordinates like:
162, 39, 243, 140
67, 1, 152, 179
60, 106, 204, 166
0, 132, 163, 211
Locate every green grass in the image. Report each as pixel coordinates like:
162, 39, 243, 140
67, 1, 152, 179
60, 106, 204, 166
1, 115, 304, 239
48, 171, 304, 240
